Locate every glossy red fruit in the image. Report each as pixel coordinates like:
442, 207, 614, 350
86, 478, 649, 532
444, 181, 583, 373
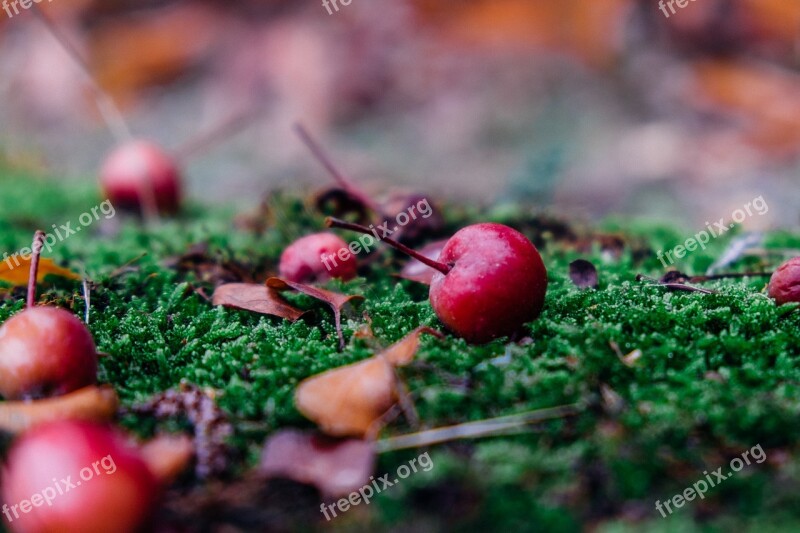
768, 257, 800, 305
0, 307, 97, 400
326, 218, 548, 343
99, 140, 182, 214
279, 232, 357, 283
1, 420, 158, 533
429, 223, 547, 343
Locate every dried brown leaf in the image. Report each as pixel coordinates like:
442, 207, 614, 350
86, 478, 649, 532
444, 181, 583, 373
0, 385, 118, 433
212, 283, 306, 322
260, 430, 375, 497
380, 326, 443, 367
266, 277, 364, 350
295, 357, 397, 438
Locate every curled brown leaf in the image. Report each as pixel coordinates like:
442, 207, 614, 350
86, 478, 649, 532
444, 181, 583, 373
260, 430, 375, 497
266, 277, 364, 350
212, 283, 306, 322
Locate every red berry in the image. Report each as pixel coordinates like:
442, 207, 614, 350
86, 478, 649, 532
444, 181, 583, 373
326, 218, 548, 343
768, 257, 800, 305
430, 223, 547, 343
279, 233, 357, 283
99, 140, 182, 214
0, 307, 98, 400
1, 421, 158, 533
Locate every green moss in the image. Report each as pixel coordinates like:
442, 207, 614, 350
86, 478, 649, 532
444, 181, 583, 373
1, 168, 800, 530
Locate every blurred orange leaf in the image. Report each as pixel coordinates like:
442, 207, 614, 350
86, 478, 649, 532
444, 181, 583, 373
296, 356, 397, 438
0, 257, 80, 286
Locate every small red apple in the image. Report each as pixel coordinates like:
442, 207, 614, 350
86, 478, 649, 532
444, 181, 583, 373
327, 218, 548, 343
768, 257, 800, 305
99, 140, 182, 215
279, 232, 357, 283
429, 223, 548, 343
0, 307, 97, 400
0, 231, 97, 400
1, 420, 159, 533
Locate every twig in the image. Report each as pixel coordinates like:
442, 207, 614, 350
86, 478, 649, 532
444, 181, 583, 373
636, 274, 717, 295
375, 403, 581, 453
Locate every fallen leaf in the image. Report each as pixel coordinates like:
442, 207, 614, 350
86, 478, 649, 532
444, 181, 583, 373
398, 240, 449, 285
294, 328, 440, 437
260, 430, 375, 497
212, 283, 306, 322
266, 277, 364, 350
139, 434, 195, 485
128, 382, 233, 478
568, 259, 598, 289
0, 257, 80, 286
0, 385, 118, 433
380, 326, 444, 367
295, 356, 397, 438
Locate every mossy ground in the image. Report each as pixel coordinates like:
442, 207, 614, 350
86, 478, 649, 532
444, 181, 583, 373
2, 169, 800, 532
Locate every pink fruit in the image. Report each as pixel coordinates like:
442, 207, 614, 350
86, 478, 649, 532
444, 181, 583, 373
768, 257, 800, 305
0, 306, 97, 400
99, 140, 182, 214
327, 218, 548, 343
429, 223, 548, 343
0, 231, 97, 400
1, 421, 158, 533
279, 232, 357, 283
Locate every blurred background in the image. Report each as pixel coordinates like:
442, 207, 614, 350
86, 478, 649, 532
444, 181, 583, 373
0, 0, 798, 229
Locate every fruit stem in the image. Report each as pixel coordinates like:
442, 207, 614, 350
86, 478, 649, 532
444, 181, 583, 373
27, 231, 45, 309
326, 217, 451, 275
294, 124, 386, 217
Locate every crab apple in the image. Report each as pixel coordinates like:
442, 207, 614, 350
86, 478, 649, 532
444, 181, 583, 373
1, 420, 159, 533
0, 231, 97, 400
0, 307, 98, 400
429, 223, 547, 343
99, 140, 182, 215
768, 257, 800, 305
326, 218, 548, 343
279, 232, 357, 283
